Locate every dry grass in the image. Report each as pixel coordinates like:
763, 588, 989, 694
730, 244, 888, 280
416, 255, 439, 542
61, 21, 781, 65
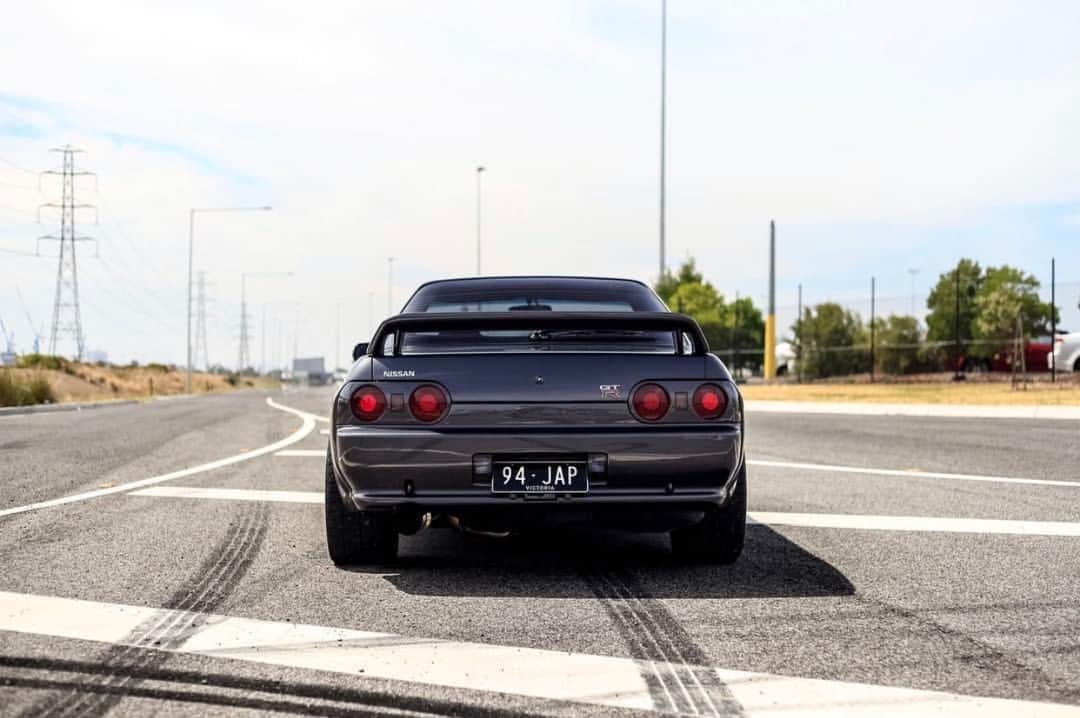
2, 364, 278, 405
741, 377, 1080, 405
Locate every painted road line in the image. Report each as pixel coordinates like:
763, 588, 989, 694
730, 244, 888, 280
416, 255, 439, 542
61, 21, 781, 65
0, 398, 317, 520
320, 428, 329, 435
747, 459, 1080, 489
124, 487, 1080, 538
0, 590, 1076, 717
744, 400, 1080, 421
130, 487, 322, 504
749, 512, 1080, 537
275, 449, 325, 457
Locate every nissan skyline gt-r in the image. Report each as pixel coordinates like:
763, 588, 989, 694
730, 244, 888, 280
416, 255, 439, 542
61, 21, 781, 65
325, 276, 746, 565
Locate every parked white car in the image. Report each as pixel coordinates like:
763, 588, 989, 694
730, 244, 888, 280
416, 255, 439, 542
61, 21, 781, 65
1049, 331, 1080, 373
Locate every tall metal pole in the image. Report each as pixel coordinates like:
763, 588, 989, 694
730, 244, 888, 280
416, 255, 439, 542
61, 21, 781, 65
261, 303, 267, 373
658, 0, 667, 280
953, 265, 963, 381
387, 257, 395, 315
870, 276, 876, 383
476, 166, 485, 275
368, 291, 375, 337
186, 209, 195, 391
764, 220, 777, 380
796, 283, 803, 384
908, 267, 919, 318
335, 303, 341, 372
1051, 257, 1056, 383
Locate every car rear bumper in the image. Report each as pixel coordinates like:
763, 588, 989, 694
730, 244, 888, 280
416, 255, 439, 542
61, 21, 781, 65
331, 425, 742, 514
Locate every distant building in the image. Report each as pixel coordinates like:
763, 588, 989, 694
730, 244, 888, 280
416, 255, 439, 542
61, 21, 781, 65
291, 357, 330, 385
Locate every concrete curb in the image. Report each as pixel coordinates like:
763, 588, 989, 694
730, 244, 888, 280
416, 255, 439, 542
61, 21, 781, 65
744, 400, 1080, 421
0, 399, 140, 417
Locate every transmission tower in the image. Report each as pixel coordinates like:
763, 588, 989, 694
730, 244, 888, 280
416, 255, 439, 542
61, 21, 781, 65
194, 270, 210, 371
38, 146, 96, 360
237, 277, 251, 371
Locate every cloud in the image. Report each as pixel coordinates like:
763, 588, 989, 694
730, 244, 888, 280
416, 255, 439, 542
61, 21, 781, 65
1, 0, 1079, 364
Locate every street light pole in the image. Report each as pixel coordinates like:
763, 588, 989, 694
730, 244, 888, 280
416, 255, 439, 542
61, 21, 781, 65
476, 166, 485, 275
658, 0, 667, 281
239, 270, 290, 372
185, 205, 272, 392
387, 257, 395, 315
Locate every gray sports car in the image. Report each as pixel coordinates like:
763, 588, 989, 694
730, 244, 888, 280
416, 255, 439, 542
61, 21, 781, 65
325, 276, 745, 565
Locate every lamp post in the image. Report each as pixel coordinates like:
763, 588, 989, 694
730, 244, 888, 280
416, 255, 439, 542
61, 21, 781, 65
387, 257, 395, 315
658, 0, 667, 281
186, 205, 271, 392
476, 166, 485, 275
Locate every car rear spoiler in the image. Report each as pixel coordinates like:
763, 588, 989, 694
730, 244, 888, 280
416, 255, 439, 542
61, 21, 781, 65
368, 311, 709, 356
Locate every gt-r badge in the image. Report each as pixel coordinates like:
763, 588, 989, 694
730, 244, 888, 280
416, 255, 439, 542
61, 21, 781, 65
600, 384, 621, 399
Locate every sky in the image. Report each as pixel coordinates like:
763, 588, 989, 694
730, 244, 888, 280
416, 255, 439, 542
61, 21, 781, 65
1, 0, 1079, 368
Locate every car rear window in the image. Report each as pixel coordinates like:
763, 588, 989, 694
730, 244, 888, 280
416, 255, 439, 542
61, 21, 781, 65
396, 329, 677, 355
403, 278, 666, 313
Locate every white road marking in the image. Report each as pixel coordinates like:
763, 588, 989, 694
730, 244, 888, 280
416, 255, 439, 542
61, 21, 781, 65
749, 512, 1080, 537
126, 486, 1080, 538
747, 459, 1080, 489
0, 590, 1075, 716
319, 428, 329, 435
744, 400, 1080, 421
0, 398, 317, 520
274, 449, 325, 457
130, 486, 322, 504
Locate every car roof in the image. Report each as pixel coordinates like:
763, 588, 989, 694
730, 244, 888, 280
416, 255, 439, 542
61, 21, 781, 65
412, 275, 651, 290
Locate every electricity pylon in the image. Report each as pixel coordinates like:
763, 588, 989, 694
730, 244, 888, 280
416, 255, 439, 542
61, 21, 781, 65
38, 146, 97, 360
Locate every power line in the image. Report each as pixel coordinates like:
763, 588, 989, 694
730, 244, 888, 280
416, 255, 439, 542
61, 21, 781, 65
38, 145, 97, 360
0, 155, 39, 175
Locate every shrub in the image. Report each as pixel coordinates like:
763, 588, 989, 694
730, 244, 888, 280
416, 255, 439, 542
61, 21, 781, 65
0, 370, 56, 407
146, 362, 170, 373
16, 354, 66, 371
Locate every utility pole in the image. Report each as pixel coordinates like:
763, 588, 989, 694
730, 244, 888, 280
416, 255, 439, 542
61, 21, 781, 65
870, 276, 876, 383
764, 220, 777, 380
368, 291, 375, 337
476, 166, 485, 275
908, 267, 920, 318
658, 0, 667, 281
953, 265, 964, 381
38, 146, 97, 360
1051, 257, 1056, 384
194, 270, 210, 371
796, 283, 803, 384
387, 257, 395, 315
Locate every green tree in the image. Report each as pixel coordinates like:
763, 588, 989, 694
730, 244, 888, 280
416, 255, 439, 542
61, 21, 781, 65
654, 258, 765, 369
792, 303, 865, 378
973, 266, 1055, 346
925, 259, 982, 351
873, 315, 928, 375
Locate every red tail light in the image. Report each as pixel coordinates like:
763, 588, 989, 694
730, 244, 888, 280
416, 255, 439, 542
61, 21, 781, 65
632, 383, 670, 421
409, 384, 449, 423
692, 383, 728, 419
350, 385, 386, 422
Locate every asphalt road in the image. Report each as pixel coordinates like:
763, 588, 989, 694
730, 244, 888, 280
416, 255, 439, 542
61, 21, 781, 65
1, 387, 1079, 717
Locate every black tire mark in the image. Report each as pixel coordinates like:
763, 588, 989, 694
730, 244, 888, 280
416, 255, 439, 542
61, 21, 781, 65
582, 563, 744, 717
0, 654, 575, 718
23, 502, 270, 718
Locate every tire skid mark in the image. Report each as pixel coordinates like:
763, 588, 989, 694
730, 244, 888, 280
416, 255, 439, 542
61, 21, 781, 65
24, 503, 269, 718
582, 564, 744, 717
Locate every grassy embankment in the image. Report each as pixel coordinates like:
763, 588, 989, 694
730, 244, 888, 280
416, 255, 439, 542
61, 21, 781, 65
741, 376, 1080, 405
0, 355, 277, 407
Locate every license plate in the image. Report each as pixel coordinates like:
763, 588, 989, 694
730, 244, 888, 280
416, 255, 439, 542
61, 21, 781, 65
491, 461, 588, 494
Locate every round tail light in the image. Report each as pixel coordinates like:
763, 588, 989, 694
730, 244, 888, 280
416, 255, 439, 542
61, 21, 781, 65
632, 383, 670, 422
409, 384, 449, 423
692, 383, 728, 419
350, 385, 386, 422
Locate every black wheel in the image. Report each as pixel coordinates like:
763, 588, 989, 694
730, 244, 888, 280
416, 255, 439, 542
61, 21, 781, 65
1074, 357, 1080, 373
670, 463, 746, 564
325, 449, 398, 565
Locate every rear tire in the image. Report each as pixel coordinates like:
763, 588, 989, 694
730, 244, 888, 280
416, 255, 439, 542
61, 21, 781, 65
325, 450, 398, 565
671, 464, 746, 564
